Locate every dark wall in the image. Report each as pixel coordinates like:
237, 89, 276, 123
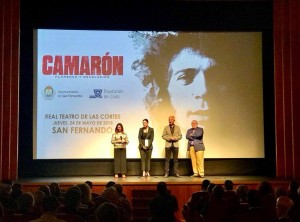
19, 0, 275, 178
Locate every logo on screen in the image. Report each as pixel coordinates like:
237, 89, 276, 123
42, 85, 55, 100
89, 89, 102, 98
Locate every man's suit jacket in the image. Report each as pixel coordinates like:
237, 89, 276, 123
186, 127, 205, 151
162, 125, 182, 148
138, 127, 154, 150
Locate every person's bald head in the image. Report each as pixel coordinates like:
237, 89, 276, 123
169, 116, 175, 125
276, 196, 294, 217
191, 120, 198, 128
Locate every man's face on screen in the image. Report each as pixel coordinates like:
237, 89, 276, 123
167, 47, 213, 129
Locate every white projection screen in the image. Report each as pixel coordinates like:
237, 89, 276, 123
33, 29, 264, 159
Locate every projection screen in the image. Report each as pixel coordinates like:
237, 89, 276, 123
33, 29, 264, 159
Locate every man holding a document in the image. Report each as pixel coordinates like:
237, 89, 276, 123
138, 119, 154, 177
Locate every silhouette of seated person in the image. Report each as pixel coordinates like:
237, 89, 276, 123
76, 183, 95, 213
235, 185, 249, 204
50, 182, 65, 204
202, 184, 234, 222
287, 180, 300, 207
85, 181, 100, 200
94, 202, 119, 222
92, 180, 117, 207
30, 196, 65, 222
235, 189, 268, 222
275, 195, 294, 222
93, 186, 130, 222
149, 181, 179, 222
114, 183, 132, 222
32, 190, 46, 214
3, 186, 23, 215
223, 180, 239, 203
16, 192, 39, 217
222, 180, 239, 218
0, 183, 15, 215
257, 181, 277, 221
182, 180, 210, 222
59, 186, 88, 219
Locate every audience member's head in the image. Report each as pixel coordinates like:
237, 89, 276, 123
224, 180, 234, 191
288, 180, 299, 193
114, 183, 123, 197
201, 179, 211, 191
38, 185, 51, 197
101, 187, 120, 205
276, 196, 294, 218
32, 190, 46, 209
17, 192, 34, 212
106, 181, 116, 188
211, 185, 224, 200
247, 189, 261, 207
235, 185, 249, 203
10, 186, 23, 201
49, 182, 61, 199
207, 183, 216, 194
157, 182, 168, 195
257, 181, 274, 195
95, 202, 119, 222
85, 181, 93, 189
0, 183, 12, 198
77, 183, 92, 205
64, 187, 81, 209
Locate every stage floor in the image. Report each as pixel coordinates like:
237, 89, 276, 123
16, 175, 288, 186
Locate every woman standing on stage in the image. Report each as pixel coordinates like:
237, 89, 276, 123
111, 123, 129, 178
138, 119, 154, 177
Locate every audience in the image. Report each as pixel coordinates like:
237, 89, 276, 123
0, 178, 299, 222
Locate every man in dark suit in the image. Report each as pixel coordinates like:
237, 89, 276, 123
138, 119, 154, 177
186, 120, 205, 177
162, 116, 182, 177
